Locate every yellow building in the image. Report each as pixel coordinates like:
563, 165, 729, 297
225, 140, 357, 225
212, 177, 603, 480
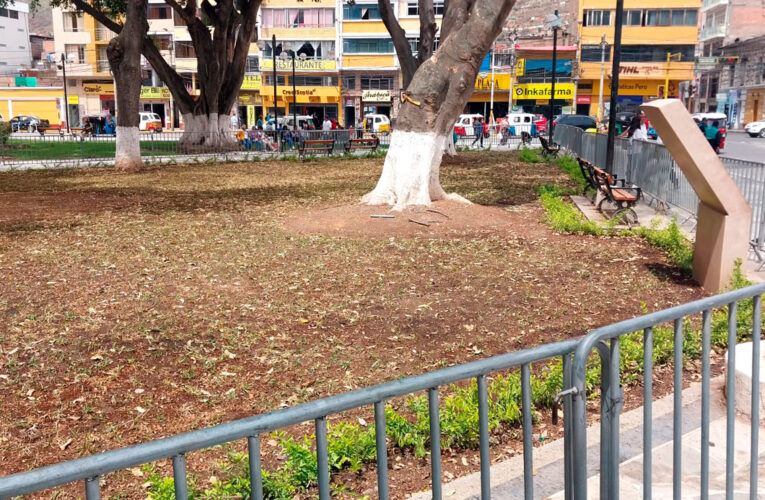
577, 0, 700, 117
0, 87, 64, 125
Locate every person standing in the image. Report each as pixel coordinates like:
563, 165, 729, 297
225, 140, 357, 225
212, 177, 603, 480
355, 118, 364, 139
322, 116, 332, 139
705, 120, 721, 153
471, 117, 484, 148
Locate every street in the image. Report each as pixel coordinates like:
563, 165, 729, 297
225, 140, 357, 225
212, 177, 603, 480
720, 131, 765, 163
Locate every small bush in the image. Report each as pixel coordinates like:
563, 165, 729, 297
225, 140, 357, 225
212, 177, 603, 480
556, 155, 587, 191
519, 147, 544, 163
0, 122, 11, 145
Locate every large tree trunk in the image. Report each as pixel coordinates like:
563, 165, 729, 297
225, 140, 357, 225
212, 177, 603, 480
107, 0, 147, 172
363, 0, 517, 209
179, 113, 234, 149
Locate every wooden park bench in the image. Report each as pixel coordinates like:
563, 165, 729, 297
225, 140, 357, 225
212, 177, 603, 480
593, 167, 642, 228
539, 135, 560, 157
298, 139, 334, 159
344, 137, 379, 154
36, 124, 64, 137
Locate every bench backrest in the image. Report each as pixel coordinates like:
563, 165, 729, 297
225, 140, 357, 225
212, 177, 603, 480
302, 140, 334, 148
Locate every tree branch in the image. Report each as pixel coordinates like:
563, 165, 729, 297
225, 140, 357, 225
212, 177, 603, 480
439, 0, 474, 42
219, 0, 260, 114
70, 0, 122, 33
164, 0, 194, 25
417, 0, 437, 64
378, 0, 417, 87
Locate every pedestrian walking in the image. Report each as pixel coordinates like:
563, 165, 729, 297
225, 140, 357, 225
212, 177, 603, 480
705, 120, 721, 153
471, 117, 484, 148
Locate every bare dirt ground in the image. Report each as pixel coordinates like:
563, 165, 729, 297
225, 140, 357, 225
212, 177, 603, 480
0, 152, 704, 498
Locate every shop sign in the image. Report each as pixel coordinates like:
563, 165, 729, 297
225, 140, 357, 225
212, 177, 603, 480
140, 86, 171, 99
241, 75, 262, 90
361, 89, 390, 101
697, 57, 718, 66
262, 86, 341, 102
67, 95, 79, 105
261, 59, 336, 71
516, 58, 525, 77
576, 96, 591, 104
238, 93, 261, 104
536, 99, 549, 105
475, 74, 511, 91
83, 83, 115, 94
513, 83, 574, 99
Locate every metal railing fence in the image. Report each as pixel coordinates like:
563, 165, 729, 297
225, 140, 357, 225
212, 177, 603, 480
0, 336, 581, 499
554, 124, 765, 244
569, 282, 765, 500
1, 283, 764, 498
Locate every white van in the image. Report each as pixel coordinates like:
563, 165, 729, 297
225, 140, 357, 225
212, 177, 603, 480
139, 112, 163, 132
504, 113, 537, 135
364, 114, 390, 134
279, 115, 315, 129
454, 114, 484, 136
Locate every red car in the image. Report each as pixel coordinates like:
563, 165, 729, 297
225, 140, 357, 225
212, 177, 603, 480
534, 114, 548, 133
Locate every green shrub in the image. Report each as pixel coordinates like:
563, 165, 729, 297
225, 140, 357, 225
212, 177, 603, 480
519, 146, 544, 163
556, 155, 587, 191
0, 122, 11, 145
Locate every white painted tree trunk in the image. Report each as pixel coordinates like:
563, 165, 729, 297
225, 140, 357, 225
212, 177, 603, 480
114, 126, 143, 171
180, 112, 237, 150
361, 130, 469, 210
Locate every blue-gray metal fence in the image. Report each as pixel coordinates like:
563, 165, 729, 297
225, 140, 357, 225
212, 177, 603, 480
2, 283, 764, 499
554, 124, 765, 246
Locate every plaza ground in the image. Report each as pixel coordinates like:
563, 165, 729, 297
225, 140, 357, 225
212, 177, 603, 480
0, 152, 706, 497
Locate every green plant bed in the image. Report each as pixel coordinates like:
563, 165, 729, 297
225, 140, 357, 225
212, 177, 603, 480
1, 139, 183, 161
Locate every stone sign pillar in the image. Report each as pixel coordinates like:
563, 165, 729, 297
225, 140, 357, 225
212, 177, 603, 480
642, 99, 751, 292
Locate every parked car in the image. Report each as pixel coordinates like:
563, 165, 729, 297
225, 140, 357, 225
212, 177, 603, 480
534, 114, 548, 133
364, 114, 390, 134
553, 114, 597, 131
10, 115, 44, 132
692, 112, 728, 151
453, 114, 484, 136
614, 112, 635, 130
745, 120, 765, 138
504, 113, 538, 135
278, 115, 315, 130
139, 112, 163, 132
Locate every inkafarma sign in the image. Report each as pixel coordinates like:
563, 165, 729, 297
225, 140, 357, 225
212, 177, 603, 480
513, 83, 575, 100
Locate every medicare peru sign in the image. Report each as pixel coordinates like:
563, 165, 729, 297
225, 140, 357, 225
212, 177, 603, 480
513, 83, 575, 100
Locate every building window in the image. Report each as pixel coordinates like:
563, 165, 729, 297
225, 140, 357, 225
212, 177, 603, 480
408, 37, 440, 54
342, 4, 383, 20
292, 75, 338, 86
619, 44, 694, 62
342, 75, 356, 89
343, 38, 394, 54
583, 10, 612, 27
174, 10, 186, 26
246, 55, 259, 73
361, 76, 393, 89
623, 10, 642, 26
757, 58, 764, 85
580, 44, 611, 62
64, 44, 86, 64
148, 5, 170, 19
644, 9, 695, 26
9, 9, 18, 19
263, 74, 286, 85
153, 35, 171, 51
63, 12, 84, 31
174, 42, 196, 58
0, 8, 7, 16
405, 2, 444, 16
261, 8, 334, 28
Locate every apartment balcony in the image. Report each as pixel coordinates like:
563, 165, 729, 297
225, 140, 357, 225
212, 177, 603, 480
700, 24, 726, 41
701, 0, 728, 11
96, 59, 111, 73
95, 28, 116, 42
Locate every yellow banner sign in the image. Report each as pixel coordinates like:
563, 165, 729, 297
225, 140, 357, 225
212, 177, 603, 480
67, 95, 79, 105
516, 58, 525, 77
140, 87, 172, 99
83, 83, 115, 94
475, 74, 511, 91
361, 89, 391, 101
261, 59, 337, 71
262, 86, 341, 103
242, 75, 262, 90
513, 83, 575, 100
238, 92, 261, 104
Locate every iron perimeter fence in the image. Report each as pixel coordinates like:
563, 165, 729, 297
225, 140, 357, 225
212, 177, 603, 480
554, 124, 765, 247
1, 283, 764, 499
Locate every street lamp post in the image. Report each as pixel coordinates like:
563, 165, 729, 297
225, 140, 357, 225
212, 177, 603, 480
605, 0, 625, 174
59, 53, 71, 134
272, 34, 279, 150
545, 10, 561, 143
598, 34, 607, 122
280, 50, 297, 130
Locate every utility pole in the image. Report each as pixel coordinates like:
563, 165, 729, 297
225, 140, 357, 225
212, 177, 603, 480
598, 34, 607, 122
507, 31, 517, 115
547, 10, 560, 143
272, 34, 279, 150
605, 0, 625, 173
60, 53, 71, 134
489, 39, 496, 126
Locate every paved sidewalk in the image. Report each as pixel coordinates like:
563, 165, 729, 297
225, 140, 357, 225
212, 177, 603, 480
409, 376, 765, 499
